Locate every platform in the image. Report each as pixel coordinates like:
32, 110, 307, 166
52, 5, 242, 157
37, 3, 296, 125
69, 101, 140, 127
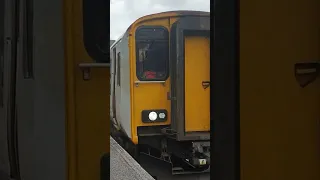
110, 137, 155, 180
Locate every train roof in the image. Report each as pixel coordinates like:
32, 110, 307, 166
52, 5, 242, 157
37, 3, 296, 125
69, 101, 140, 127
110, 33, 124, 49
128, 10, 210, 33
110, 10, 210, 49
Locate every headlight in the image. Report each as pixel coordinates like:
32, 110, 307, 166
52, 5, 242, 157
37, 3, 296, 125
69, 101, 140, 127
141, 109, 168, 123
148, 111, 158, 121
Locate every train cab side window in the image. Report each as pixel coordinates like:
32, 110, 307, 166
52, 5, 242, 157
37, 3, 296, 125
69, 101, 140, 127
135, 26, 169, 81
117, 52, 121, 86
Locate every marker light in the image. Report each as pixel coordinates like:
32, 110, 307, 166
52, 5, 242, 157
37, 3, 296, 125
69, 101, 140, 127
159, 113, 166, 119
148, 111, 158, 121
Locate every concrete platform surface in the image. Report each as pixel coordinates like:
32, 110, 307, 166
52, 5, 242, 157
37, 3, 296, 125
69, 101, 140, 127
110, 137, 155, 180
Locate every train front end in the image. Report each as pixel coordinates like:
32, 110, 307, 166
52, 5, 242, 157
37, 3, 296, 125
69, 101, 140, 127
129, 11, 210, 174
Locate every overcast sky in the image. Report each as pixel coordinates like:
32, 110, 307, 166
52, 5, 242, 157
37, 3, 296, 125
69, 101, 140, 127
110, 0, 210, 40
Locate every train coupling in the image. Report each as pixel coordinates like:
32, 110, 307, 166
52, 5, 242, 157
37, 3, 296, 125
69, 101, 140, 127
171, 141, 210, 175
191, 141, 210, 166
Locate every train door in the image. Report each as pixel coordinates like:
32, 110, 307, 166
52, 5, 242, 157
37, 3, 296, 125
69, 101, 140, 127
169, 16, 210, 141
111, 47, 117, 122
3, 0, 21, 179
0, 0, 9, 178
184, 36, 210, 132
114, 47, 121, 124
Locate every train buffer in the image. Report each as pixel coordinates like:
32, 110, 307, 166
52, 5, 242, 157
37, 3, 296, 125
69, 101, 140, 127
110, 137, 155, 180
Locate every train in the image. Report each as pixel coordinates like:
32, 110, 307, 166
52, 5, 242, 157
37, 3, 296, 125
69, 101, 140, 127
0, 0, 110, 180
110, 11, 211, 174
1, 0, 318, 179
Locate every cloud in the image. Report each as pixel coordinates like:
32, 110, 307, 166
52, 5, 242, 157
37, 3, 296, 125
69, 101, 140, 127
110, 0, 210, 40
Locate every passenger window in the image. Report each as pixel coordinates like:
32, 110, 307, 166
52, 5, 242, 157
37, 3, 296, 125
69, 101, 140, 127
135, 27, 169, 81
113, 47, 116, 76
117, 52, 120, 86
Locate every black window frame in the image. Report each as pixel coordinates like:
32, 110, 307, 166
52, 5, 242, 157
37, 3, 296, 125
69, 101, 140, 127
135, 26, 169, 81
116, 52, 120, 86
112, 47, 117, 85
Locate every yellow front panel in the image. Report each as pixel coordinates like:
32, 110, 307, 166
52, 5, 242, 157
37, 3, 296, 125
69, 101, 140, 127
184, 36, 210, 132
130, 17, 178, 144
240, 0, 320, 179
